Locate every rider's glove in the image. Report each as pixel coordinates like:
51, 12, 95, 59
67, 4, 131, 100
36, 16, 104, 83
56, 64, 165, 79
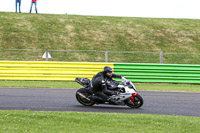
121, 76, 128, 83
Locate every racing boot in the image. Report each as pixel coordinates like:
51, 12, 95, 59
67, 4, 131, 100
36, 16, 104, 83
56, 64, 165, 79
107, 98, 117, 104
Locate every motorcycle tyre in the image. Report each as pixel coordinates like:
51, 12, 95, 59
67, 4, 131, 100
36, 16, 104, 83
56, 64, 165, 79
76, 88, 95, 106
125, 94, 143, 108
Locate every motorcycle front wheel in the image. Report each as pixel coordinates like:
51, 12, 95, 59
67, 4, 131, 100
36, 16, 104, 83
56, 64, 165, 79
124, 94, 143, 108
76, 88, 95, 106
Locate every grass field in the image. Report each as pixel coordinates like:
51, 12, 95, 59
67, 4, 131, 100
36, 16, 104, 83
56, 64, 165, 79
1, 12, 200, 63
0, 110, 200, 133
0, 80, 200, 92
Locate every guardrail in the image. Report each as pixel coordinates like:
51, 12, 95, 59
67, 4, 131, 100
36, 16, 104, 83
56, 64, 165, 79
0, 61, 200, 83
0, 61, 113, 81
114, 63, 200, 83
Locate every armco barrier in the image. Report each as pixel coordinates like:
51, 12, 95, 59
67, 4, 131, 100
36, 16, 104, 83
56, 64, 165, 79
114, 63, 200, 83
0, 61, 200, 83
0, 61, 113, 81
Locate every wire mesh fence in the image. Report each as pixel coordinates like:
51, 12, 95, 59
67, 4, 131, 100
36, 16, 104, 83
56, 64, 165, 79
0, 49, 200, 64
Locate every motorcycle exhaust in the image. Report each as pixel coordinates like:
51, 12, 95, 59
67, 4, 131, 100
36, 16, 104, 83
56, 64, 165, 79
77, 92, 91, 101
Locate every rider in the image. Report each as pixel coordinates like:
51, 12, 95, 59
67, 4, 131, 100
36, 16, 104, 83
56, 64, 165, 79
89, 66, 128, 102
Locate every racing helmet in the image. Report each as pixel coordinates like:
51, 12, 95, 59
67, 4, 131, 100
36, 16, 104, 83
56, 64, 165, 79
103, 66, 112, 78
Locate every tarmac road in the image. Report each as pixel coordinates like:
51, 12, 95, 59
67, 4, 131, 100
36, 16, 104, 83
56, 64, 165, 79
0, 87, 200, 117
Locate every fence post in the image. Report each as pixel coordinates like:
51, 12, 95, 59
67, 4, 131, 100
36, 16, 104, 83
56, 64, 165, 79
105, 51, 108, 62
46, 49, 48, 61
160, 51, 163, 64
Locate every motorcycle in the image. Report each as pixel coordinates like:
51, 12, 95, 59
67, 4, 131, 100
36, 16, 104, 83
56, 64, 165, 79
75, 78, 143, 108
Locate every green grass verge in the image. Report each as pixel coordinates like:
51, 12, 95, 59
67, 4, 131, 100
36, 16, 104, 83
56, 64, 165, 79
0, 110, 200, 133
0, 80, 82, 88
0, 80, 200, 92
135, 83, 200, 92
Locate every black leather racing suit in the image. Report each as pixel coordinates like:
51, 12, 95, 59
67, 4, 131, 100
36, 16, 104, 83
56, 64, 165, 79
91, 72, 122, 102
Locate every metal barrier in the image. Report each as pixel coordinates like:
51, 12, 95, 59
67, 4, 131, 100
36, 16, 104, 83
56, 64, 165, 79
1, 61, 200, 83
114, 63, 200, 83
0, 61, 113, 81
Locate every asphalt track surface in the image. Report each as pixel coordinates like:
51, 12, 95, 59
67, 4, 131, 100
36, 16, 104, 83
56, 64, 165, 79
0, 87, 200, 117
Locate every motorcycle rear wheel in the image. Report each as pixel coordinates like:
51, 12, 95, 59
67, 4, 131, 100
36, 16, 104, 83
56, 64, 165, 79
124, 94, 143, 108
76, 88, 95, 106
